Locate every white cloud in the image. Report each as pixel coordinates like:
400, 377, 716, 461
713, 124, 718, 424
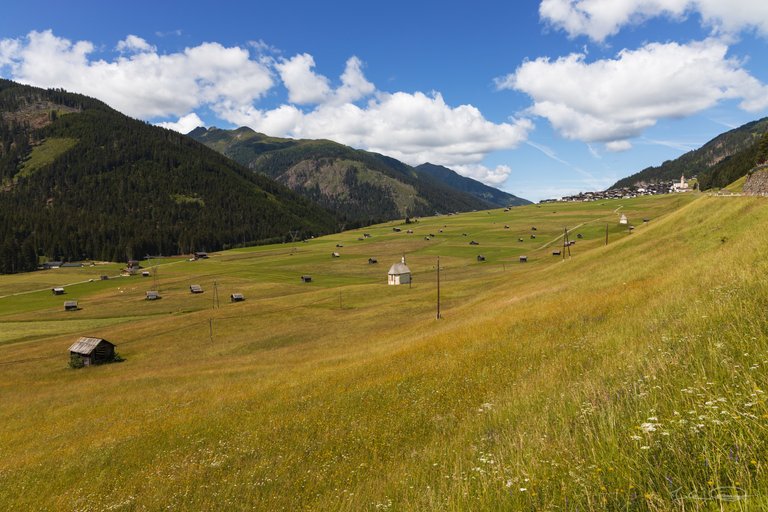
499, 39, 768, 145
155, 112, 204, 133
332, 56, 375, 105
605, 140, 632, 152
2, 30, 273, 119
539, 0, 768, 41
452, 164, 513, 185
116, 35, 156, 54
275, 53, 331, 104
0, 38, 20, 67
274, 54, 375, 107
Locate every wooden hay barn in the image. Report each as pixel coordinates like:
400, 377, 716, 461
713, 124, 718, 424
469, 240, 479, 245
368, 257, 378, 264
100, 275, 109, 280
69, 337, 115, 366
301, 275, 312, 283
145, 291, 160, 300
51, 287, 65, 295
189, 284, 204, 294
520, 256, 528, 262
331, 252, 340, 258
477, 255, 486, 262
141, 270, 150, 277
194, 252, 209, 259
230, 293, 245, 302
64, 300, 78, 311
552, 250, 561, 256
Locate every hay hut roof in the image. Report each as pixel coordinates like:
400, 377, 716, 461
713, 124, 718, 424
69, 337, 113, 356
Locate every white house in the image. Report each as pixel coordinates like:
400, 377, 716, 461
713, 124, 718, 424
388, 256, 411, 285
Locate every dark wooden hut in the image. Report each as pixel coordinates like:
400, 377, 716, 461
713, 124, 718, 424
69, 337, 115, 366
52, 287, 65, 295
301, 275, 312, 283
64, 300, 78, 311
519, 255, 528, 262
145, 291, 160, 300
230, 293, 245, 302
189, 284, 204, 294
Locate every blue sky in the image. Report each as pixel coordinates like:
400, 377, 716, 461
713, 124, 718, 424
1, 1, 767, 201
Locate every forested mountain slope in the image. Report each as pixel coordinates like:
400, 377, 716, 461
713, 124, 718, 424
189, 126, 511, 225
613, 117, 768, 189
0, 80, 336, 273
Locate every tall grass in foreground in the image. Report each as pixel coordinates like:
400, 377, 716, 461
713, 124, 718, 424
0, 195, 766, 510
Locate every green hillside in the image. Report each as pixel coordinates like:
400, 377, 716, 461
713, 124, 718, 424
613, 117, 768, 189
0, 80, 336, 273
2, 192, 767, 510
189, 126, 506, 225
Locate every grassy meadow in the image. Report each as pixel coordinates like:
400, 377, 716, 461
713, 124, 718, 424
1, 192, 767, 510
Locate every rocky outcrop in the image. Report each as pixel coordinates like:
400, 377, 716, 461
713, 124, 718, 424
743, 166, 768, 196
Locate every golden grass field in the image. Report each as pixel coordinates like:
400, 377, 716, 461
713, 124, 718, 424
1, 192, 767, 510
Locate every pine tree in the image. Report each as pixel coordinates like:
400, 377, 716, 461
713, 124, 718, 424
756, 131, 768, 166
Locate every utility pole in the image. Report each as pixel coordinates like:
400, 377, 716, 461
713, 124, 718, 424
605, 223, 609, 246
436, 256, 441, 320
212, 281, 220, 309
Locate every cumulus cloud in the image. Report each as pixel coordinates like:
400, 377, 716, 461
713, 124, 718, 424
539, 0, 768, 41
605, 140, 632, 152
452, 164, 513, 185
155, 112, 204, 133
498, 39, 768, 146
116, 35, 156, 53
1, 30, 273, 119
275, 53, 332, 104
0, 39, 20, 67
0, 30, 530, 186
275, 54, 375, 107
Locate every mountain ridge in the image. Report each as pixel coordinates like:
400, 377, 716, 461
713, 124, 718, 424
189, 126, 529, 223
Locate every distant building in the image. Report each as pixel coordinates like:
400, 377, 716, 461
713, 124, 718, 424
388, 256, 411, 286
51, 287, 65, 295
69, 337, 115, 366
671, 174, 690, 192
189, 284, 203, 294
230, 293, 245, 302
145, 291, 160, 300
619, 214, 628, 225
64, 300, 78, 311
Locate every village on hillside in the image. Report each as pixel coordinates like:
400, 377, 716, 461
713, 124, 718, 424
540, 175, 694, 203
